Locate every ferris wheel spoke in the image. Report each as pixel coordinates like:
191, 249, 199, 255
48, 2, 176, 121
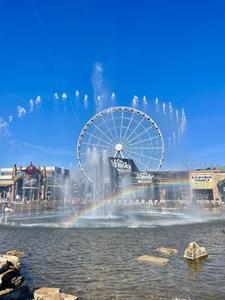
125, 149, 150, 171
99, 114, 117, 144
125, 135, 160, 148
83, 132, 114, 147
125, 147, 162, 151
121, 111, 135, 143
111, 110, 119, 141
91, 122, 115, 146
126, 149, 161, 162
123, 117, 145, 146
119, 110, 124, 142
80, 141, 113, 149
124, 125, 154, 147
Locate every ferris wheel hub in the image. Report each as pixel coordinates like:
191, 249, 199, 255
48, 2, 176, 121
115, 143, 123, 152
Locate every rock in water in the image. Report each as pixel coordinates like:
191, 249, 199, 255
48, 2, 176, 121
0, 269, 23, 289
184, 242, 208, 260
136, 255, 169, 266
156, 247, 178, 256
34, 287, 78, 300
0, 255, 21, 271
0, 258, 11, 274
34, 287, 61, 300
0, 288, 14, 297
5, 250, 25, 258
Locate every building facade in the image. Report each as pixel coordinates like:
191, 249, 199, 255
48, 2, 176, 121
107, 158, 225, 203
189, 168, 225, 203
0, 163, 70, 202
1, 161, 225, 204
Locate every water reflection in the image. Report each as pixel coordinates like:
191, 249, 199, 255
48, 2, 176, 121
185, 258, 207, 280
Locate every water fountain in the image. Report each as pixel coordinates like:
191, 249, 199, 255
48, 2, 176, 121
2, 74, 224, 229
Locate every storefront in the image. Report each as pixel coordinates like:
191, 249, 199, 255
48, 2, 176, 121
189, 169, 225, 203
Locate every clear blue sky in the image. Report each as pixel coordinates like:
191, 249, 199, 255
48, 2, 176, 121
0, 0, 225, 170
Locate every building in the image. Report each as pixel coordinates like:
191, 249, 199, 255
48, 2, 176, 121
106, 158, 190, 202
1, 161, 225, 205
107, 158, 225, 203
153, 171, 190, 202
0, 163, 70, 202
189, 168, 225, 203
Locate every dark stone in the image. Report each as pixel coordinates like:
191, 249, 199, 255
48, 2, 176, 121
10, 276, 24, 288
0, 261, 10, 275
0, 269, 23, 290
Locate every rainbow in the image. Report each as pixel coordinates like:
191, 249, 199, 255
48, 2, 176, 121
63, 180, 190, 227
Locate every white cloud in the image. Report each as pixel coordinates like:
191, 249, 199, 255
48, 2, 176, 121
22, 142, 73, 156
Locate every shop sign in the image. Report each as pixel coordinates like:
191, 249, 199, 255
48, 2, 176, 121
136, 172, 154, 183
111, 159, 131, 172
191, 175, 212, 182
24, 177, 38, 187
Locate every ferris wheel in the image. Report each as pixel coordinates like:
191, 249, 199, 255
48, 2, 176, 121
77, 106, 164, 182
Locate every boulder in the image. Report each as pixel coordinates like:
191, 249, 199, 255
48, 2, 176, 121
0, 269, 23, 289
34, 288, 78, 300
0, 286, 32, 300
5, 250, 25, 258
34, 287, 61, 300
0, 288, 14, 297
11, 275, 24, 288
0, 255, 21, 271
0, 257, 11, 274
184, 242, 208, 260
156, 247, 178, 256
60, 293, 78, 300
136, 255, 169, 266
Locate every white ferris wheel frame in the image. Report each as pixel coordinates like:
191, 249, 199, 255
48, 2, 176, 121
76, 106, 165, 182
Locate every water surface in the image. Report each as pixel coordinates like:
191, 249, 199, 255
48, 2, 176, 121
1, 219, 225, 299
